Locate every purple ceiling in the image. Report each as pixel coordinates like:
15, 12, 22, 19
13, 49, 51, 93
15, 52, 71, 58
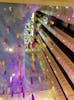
0, 3, 47, 96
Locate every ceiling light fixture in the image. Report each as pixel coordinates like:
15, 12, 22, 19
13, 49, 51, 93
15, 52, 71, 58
65, 6, 69, 9
12, 73, 16, 77
56, 6, 59, 10
72, 14, 74, 17
8, 48, 13, 52
68, 18, 70, 21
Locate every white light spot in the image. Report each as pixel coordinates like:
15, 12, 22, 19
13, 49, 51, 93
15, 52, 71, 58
65, 6, 69, 9
12, 73, 16, 77
57, 14, 60, 17
68, 18, 70, 21
63, 40, 65, 42
56, 6, 59, 10
9, 6, 13, 12
8, 48, 13, 52
72, 14, 74, 17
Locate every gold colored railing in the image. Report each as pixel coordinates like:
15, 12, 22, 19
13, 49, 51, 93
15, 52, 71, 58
0, 0, 74, 6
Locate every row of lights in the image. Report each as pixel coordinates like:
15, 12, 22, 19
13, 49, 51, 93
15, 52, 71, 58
55, 6, 74, 21
56, 6, 69, 10
4, 47, 13, 52
48, 6, 74, 21
4, 6, 13, 12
